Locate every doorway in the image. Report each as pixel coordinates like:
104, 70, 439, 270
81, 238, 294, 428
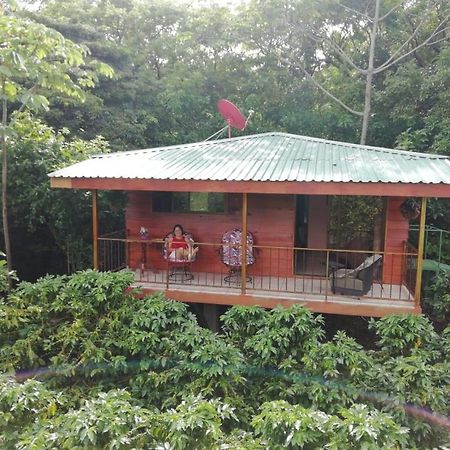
294, 195, 330, 275
294, 195, 309, 273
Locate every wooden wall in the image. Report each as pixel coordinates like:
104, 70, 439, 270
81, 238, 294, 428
383, 197, 410, 284
125, 192, 296, 277
124, 192, 410, 284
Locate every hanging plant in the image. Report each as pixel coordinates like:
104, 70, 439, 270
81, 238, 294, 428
400, 198, 421, 220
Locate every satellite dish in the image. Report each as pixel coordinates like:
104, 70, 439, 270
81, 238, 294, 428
218, 99, 247, 133
204, 99, 254, 141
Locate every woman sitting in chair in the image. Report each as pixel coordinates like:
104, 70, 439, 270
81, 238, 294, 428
166, 224, 198, 261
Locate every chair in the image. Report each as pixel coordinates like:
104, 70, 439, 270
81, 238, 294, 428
163, 231, 197, 282
220, 229, 255, 284
330, 254, 382, 296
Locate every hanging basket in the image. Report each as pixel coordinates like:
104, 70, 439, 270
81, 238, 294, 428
400, 199, 421, 220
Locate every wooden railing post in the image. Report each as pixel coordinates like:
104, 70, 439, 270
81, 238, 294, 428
92, 190, 99, 270
241, 193, 248, 294
414, 197, 427, 310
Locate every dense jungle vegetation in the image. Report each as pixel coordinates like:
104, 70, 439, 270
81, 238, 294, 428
0, 0, 449, 448
0, 270, 449, 448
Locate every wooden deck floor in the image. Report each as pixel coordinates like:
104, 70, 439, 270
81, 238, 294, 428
131, 269, 418, 317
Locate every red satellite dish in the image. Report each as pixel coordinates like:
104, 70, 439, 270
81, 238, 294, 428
217, 99, 247, 137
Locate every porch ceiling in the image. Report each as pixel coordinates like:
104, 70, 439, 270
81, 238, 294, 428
49, 132, 450, 197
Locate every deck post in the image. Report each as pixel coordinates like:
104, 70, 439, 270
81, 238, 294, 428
92, 190, 99, 270
241, 193, 248, 293
414, 197, 427, 309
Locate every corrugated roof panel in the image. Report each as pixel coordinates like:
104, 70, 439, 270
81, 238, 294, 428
49, 132, 450, 185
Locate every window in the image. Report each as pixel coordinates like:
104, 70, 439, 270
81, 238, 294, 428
153, 192, 226, 213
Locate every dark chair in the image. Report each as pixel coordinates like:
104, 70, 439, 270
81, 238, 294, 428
163, 231, 197, 282
330, 254, 382, 296
220, 229, 255, 284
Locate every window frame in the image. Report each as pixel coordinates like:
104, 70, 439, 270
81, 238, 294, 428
152, 192, 228, 214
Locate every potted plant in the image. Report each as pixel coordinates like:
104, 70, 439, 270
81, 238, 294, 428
139, 227, 149, 240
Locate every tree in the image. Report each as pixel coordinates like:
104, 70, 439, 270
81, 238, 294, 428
241, 0, 449, 144
7, 113, 115, 277
0, 12, 113, 286
307, 0, 449, 144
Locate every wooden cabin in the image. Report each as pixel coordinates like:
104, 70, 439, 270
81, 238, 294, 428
49, 132, 450, 317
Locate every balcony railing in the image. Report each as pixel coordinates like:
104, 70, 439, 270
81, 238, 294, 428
98, 230, 127, 272
97, 235, 418, 304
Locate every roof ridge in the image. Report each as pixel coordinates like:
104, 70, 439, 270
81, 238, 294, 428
89, 131, 449, 161
268, 132, 449, 159
90, 132, 268, 159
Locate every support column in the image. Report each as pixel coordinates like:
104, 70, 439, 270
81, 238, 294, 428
414, 197, 427, 310
241, 193, 248, 294
92, 190, 99, 270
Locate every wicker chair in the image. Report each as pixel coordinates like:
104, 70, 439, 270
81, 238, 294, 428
163, 231, 197, 282
220, 229, 255, 284
330, 254, 382, 296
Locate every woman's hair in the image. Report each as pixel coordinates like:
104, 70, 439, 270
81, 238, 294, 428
172, 224, 184, 235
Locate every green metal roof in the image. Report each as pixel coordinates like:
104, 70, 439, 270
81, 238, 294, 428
49, 132, 450, 185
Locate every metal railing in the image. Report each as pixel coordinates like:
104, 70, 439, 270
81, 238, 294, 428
410, 224, 450, 268
98, 230, 127, 272
97, 236, 418, 303
403, 241, 418, 296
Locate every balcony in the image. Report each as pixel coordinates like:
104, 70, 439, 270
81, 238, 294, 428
98, 233, 418, 317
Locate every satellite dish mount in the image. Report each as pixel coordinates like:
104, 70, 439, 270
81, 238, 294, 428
205, 99, 254, 141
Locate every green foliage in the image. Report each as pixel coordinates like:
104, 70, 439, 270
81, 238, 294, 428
0, 251, 16, 295
328, 196, 384, 249
17, 389, 156, 449
252, 401, 408, 450
1, 271, 450, 448
0, 374, 64, 449
6, 113, 118, 278
369, 314, 438, 356
156, 395, 237, 450
0, 270, 136, 373
221, 305, 269, 347
423, 269, 450, 324
303, 331, 369, 379
224, 305, 324, 366
0, 13, 113, 113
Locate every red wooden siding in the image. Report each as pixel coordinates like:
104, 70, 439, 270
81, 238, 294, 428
125, 193, 411, 284
383, 197, 410, 284
125, 192, 296, 277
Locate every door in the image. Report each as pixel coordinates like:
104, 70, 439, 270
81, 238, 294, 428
295, 195, 329, 275
294, 195, 309, 273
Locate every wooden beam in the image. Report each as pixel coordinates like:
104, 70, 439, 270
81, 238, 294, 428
50, 177, 450, 198
241, 193, 248, 293
50, 177, 72, 188
414, 197, 427, 307
92, 190, 99, 270
138, 288, 419, 317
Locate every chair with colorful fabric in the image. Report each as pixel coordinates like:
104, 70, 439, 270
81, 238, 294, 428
163, 225, 198, 282
220, 229, 255, 284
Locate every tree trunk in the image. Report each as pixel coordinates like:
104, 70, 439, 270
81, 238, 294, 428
1, 96, 12, 289
360, 0, 381, 145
